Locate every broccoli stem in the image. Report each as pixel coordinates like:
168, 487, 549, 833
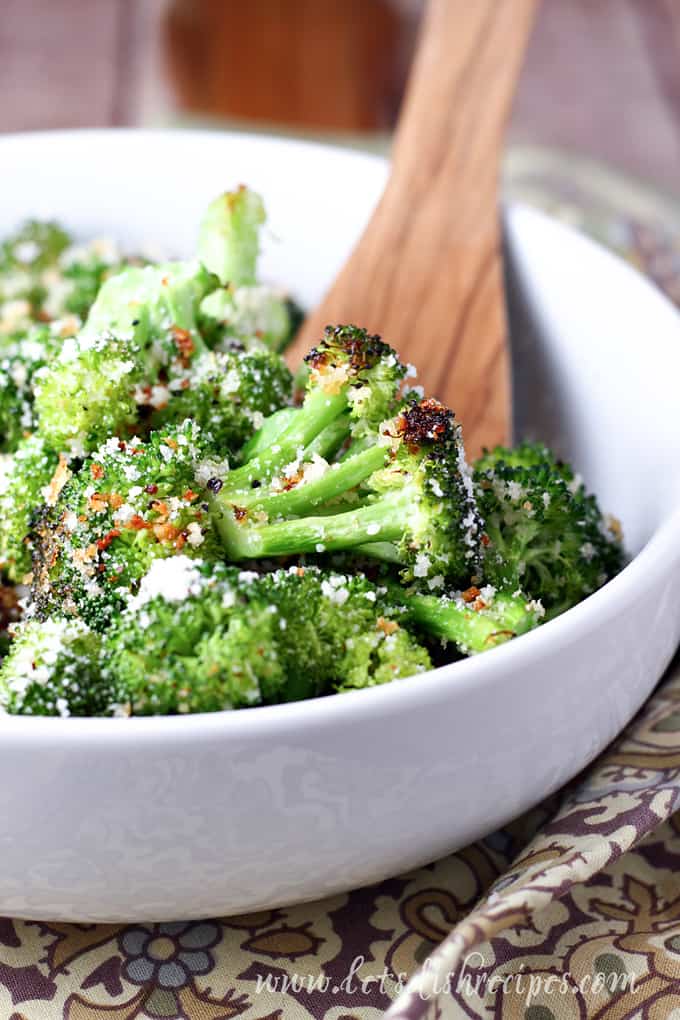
304, 413, 351, 460
240, 407, 298, 462
406, 591, 539, 654
216, 486, 411, 559
224, 444, 389, 520
222, 387, 349, 493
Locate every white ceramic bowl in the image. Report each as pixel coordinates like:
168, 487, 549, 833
1, 130, 680, 923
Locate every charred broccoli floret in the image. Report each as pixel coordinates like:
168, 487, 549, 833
214, 396, 481, 588
0, 435, 61, 582
474, 442, 624, 618
31, 420, 221, 628
105, 560, 431, 714
0, 617, 121, 717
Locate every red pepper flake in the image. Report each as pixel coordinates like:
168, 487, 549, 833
462, 586, 481, 604
144, 484, 158, 495
376, 617, 399, 635
127, 515, 149, 531
481, 533, 491, 547
182, 489, 197, 502
232, 505, 248, 522
165, 438, 178, 451
97, 528, 121, 552
90, 463, 104, 480
153, 522, 180, 543
171, 326, 194, 365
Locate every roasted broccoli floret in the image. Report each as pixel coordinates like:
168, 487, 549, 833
105, 560, 431, 714
34, 334, 141, 455
0, 435, 61, 582
0, 321, 74, 450
149, 343, 293, 453
0, 224, 135, 340
214, 396, 481, 588
402, 584, 544, 655
0, 617, 121, 716
32, 260, 220, 453
474, 442, 624, 617
31, 420, 222, 628
1, 220, 71, 275
0, 221, 72, 339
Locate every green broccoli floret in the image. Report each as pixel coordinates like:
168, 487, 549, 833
105, 560, 431, 714
149, 344, 293, 453
402, 584, 544, 655
0, 436, 61, 582
31, 420, 221, 629
0, 617, 121, 716
197, 186, 265, 287
474, 442, 624, 618
33, 334, 141, 455
214, 396, 481, 588
0, 221, 72, 338
0, 323, 71, 450
32, 259, 221, 454
1, 221, 71, 274
0, 225, 138, 340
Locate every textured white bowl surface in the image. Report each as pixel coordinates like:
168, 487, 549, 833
1, 129, 680, 922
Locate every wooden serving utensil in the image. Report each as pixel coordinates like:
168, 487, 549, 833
286, 0, 538, 456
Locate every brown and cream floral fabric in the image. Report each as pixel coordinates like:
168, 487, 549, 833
2, 160, 680, 1019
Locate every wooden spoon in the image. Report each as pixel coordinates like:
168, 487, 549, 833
286, 0, 538, 456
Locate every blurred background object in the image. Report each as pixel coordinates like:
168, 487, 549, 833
1, 0, 680, 197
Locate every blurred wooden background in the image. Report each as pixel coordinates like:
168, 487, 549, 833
1, 0, 679, 195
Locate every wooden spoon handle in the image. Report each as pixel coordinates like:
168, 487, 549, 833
288, 0, 538, 455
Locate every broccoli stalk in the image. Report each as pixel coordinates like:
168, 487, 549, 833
216, 325, 405, 494
404, 587, 544, 654
214, 396, 482, 587
197, 186, 265, 287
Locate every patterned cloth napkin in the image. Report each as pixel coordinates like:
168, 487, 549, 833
2, 154, 680, 1020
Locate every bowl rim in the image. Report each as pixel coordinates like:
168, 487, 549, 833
1, 127, 679, 740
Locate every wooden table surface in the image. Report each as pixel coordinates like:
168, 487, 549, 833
1, 0, 679, 197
